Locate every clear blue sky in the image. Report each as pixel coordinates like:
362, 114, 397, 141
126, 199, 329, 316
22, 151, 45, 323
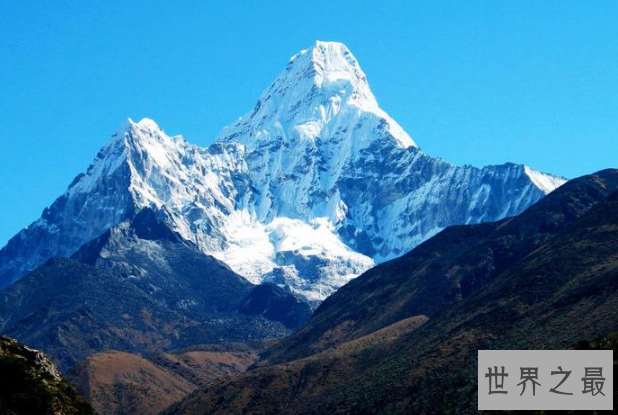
1, 1, 617, 247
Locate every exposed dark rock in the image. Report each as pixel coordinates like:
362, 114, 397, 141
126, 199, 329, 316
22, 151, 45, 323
0, 335, 97, 415
238, 284, 313, 330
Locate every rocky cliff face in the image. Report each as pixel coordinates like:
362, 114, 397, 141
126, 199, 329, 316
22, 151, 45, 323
0, 41, 565, 300
0, 335, 97, 415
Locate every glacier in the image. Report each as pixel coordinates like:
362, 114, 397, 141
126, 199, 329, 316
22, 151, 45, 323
0, 41, 566, 301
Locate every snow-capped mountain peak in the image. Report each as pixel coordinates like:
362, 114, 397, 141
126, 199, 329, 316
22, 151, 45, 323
292, 41, 376, 108
69, 117, 187, 205
219, 40, 416, 151
0, 41, 566, 301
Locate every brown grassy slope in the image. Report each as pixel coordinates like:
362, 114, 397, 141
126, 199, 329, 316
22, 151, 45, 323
69, 351, 193, 415
69, 342, 270, 415
164, 316, 428, 415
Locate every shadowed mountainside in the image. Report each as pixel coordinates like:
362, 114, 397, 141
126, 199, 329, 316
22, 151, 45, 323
263, 169, 618, 364
0, 208, 311, 370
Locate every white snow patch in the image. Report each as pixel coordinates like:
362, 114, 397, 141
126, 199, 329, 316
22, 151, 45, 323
524, 166, 566, 194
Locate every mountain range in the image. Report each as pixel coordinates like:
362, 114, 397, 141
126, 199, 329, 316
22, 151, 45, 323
2, 168, 615, 415
165, 169, 618, 415
0, 41, 564, 301
2, 40, 600, 415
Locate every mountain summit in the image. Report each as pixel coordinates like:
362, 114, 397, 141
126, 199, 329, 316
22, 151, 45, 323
0, 41, 565, 300
220, 41, 415, 152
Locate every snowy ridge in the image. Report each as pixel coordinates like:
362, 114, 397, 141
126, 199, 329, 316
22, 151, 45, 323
524, 165, 566, 194
0, 41, 566, 300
